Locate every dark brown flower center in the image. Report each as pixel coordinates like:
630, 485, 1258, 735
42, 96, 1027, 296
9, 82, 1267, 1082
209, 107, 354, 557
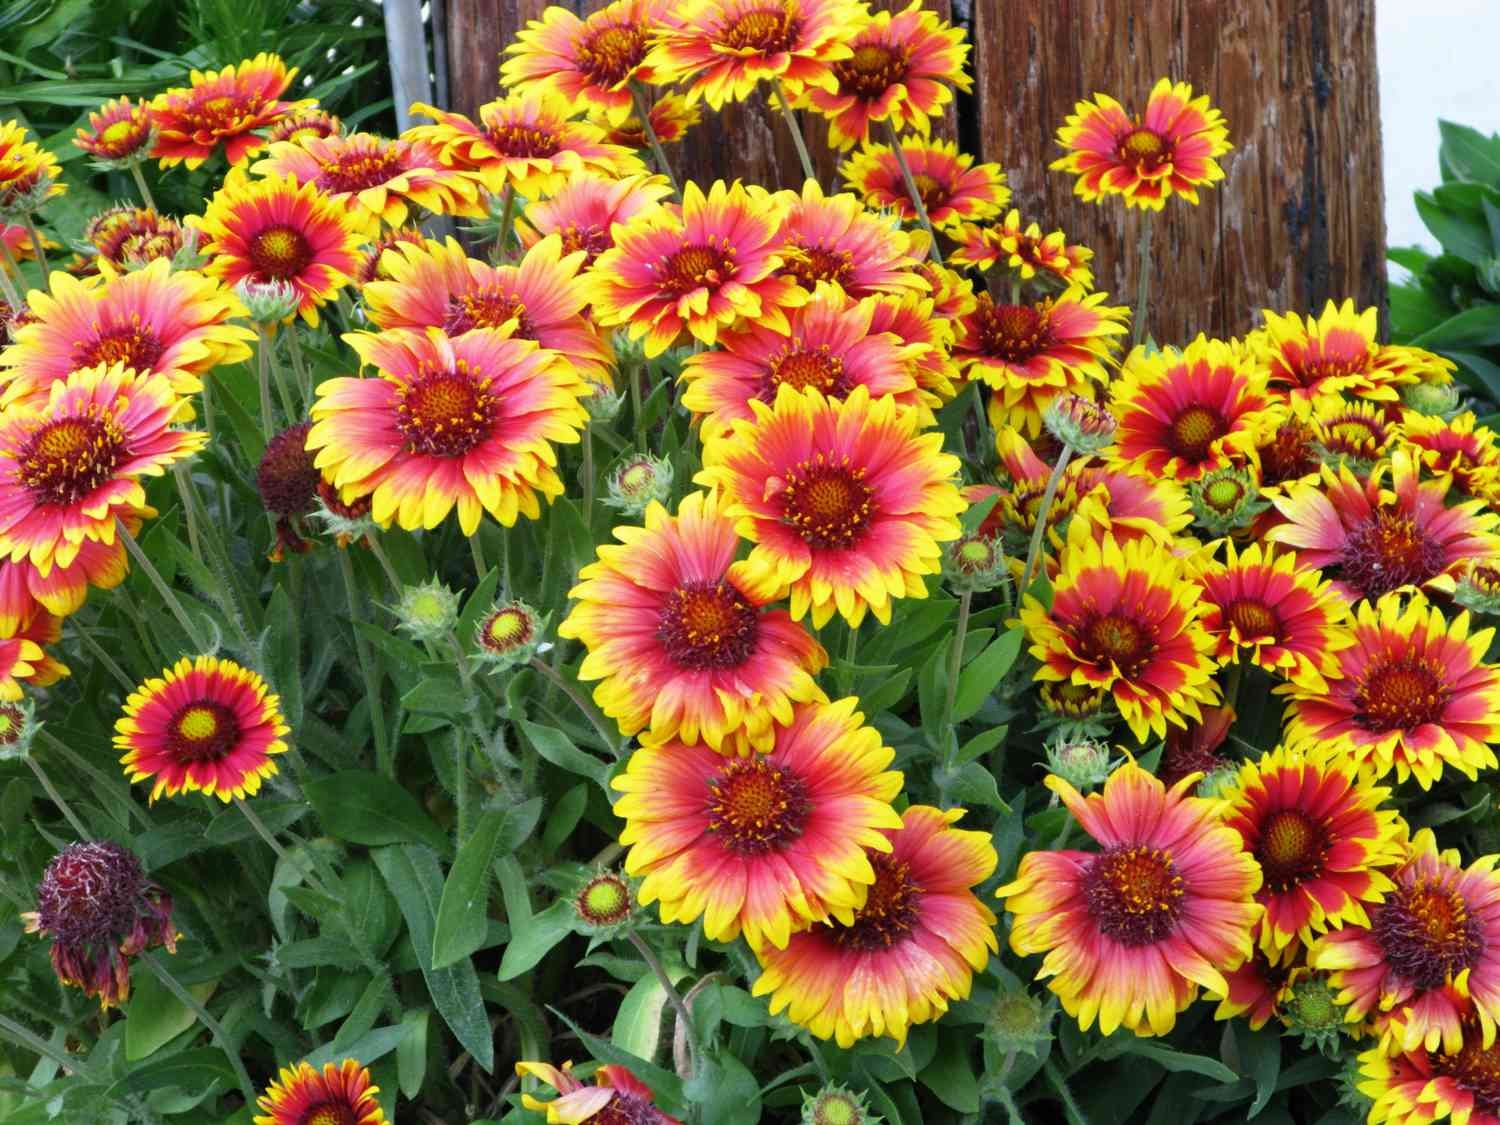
1254, 809, 1328, 894
1118, 127, 1168, 170
976, 298, 1049, 362
834, 855, 921, 951
482, 120, 561, 158
1226, 598, 1279, 641
659, 243, 735, 296
834, 42, 911, 98
557, 223, 613, 263
718, 5, 800, 52
780, 456, 875, 549
248, 224, 313, 281
1355, 656, 1448, 731
657, 579, 759, 670
908, 172, 948, 212
1373, 876, 1484, 991
577, 23, 649, 87
395, 362, 498, 458
1077, 612, 1155, 677
317, 144, 407, 194
1168, 405, 1227, 461
75, 320, 165, 374
588, 1092, 660, 1125
706, 757, 811, 855
187, 92, 257, 131
20, 410, 128, 507
765, 346, 846, 396
1259, 418, 1320, 486
1084, 845, 1183, 947
1338, 509, 1446, 599
167, 701, 242, 763
442, 286, 533, 337
1432, 1029, 1500, 1115
781, 242, 854, 288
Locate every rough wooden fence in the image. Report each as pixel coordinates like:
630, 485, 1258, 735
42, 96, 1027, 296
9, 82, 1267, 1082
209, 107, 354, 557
442, 0, 1386, 344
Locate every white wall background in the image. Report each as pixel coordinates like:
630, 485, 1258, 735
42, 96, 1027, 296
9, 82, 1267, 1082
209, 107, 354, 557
1379, 0, 1500, 253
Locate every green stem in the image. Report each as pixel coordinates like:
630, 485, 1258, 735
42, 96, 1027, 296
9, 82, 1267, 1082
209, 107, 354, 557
138, 953, 257, 1106
38, 728, 152, 829
368, 536, 403, 597
884, 122, 943, 264
1044, 1057, 1092, 1125
173, 465, 203, 559
68, 617, 135, 693
1224, 661, 1244, 709
771, 78, 816, 185
469, 534, 487, 578
235, 796, 338, 901
493, 185, 516, 263
1131, 214, 1153, 349
629, 80, 679, 196
581, 426, 594, 523
628, 358, 645, 449
266, 331, 298, 424
0, 1012, 99, 1080
337, 549, 391, 775
1018, 445, 1074, 599
117, 518, 211, 652
127, 161, 157, 211
22, 218, 49, 292
840, 623, 859, 697
627, 928, 698, 1079
0, 244, 20, 308
256, 327, 276, 442
529, 657, 619, 755
25, 755, 89, 839
286, 327, 312, 408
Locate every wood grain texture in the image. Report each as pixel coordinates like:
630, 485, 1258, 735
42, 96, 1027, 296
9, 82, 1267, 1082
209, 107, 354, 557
443, 0, 1387, 341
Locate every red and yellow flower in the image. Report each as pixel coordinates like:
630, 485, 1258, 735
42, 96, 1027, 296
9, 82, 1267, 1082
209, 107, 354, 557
81, 206, 194, 273
194, 169, 368, 326
679, 285, 928, 439
593, 93, 702, 148
253, 1059, 385, 1125
1070, 462, 1194, 548
308, 327, 588, 535
1311, 829, 1500, 1055
697, 384, 965, 628
1209, 947, 1298, 1031
516, 1060, 681, 1124
646, 0, 863, 109
117, 655, 290, 803
613, 696, 904, 949
1109, 336, 1272, 481
843, 137, 1009, 228
752, 805, 998, 1046
583, 179, 805, 356
1255, 300, 1416, 409
267, 108, 341, 144
775, 179, 928, 296
74, 97, 154, 164
1051, 78, 1231, 210
1191, 541, 1351, 692
501, 0, 664, 124
0, 609, 67, 700
518, 172, 672, 265
1268, 450, 1500, 604
950, 210, 1094, 290
0, 539, 130, 634
0, 364, 203, 575
558, 490, 826, 752
0, 121, 64, 214
148, 53, 309, 169
867, 290, 961, 403
1222, 747, 1404, 957
1399, 410, 1500, 500
1284, 594, 1500, 790
956, 289, 1128, 437
1020, 524, 1220, 741
1358, 1020, 1500, 1125
0, 259, 254, 403
1312, 395, 1397, 467
998, 762, 1262, 1036
253, 132, 483, 226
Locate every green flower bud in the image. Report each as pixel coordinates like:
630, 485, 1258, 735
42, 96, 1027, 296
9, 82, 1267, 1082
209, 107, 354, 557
573, 871, 633, 930
1045, 736, 1115, 792
801, 1084, 878, 1125
1044, 393, 1117, 454
0, 701, 37, 761
1403, 378, 1462, 418
985, 988, 1054, 1058
1455, 562, 1500, 616
234, 277, 300, 324
394, 577, 460, 644
605, 454, 674, 516
1189, 465, 1269, 536
1279, 972, 1347, 1056
473, 600, 546, 670
943, 533, 1008, 593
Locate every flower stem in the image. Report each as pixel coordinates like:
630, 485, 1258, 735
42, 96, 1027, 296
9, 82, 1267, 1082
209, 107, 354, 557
117, 518, 211, 653
771, 78, 817, 185
1131, 214, 1153, 349
265, 331, 298, 424
627, 927, 698, 1078
468, 533, 487, 578
173, 465, 203, 559
138, 952, 257, 1106
630, 80, 679, 196
25, 755, 89, 839
286, 327, 312, 408
0, 1012, 100, 1080
235, 797, 338, 901
68, 617, 135, 693
884, 122, 944, 264
255, 327, 276, 442
127, 161, 157, 211
367, 534, 404, 596
1018, 445, 1074, 599
0, 241, 24, 307
941, 588, 972, 740
22, 217, 49, 292
628, 357, 646, 449
581, 426, 595, 523
337, 549, 391, 775
493, 185, 516, 263
38, 728, 152, 828
529, 657, 619, 755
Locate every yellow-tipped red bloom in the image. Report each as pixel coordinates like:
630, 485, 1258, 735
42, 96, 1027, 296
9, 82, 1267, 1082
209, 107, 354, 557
753, 805, 997, 1046
697, 384, 965, 628
1020, 524, 1220, 741
253, 132, 483, 226
117, 656, 289, 803
1358, 1019, 1500, 1125
518, 172, 672, 265
501, 0, 664, 124
0, 609, 67, 701
1399, 410, 1500, 500
1109, 336, 1273, 481
558, 490, 827, 752
195, 169, 368, 326
775, 179, 929, 296
148, 53, 309, 169
950, 209, 1095, 290
0, 539, 130, 633
583, 179, 806, 356
0, 121, 64, 214
0, 364, 203, 574
1255, 300, 1416, 409
1222, 747, 1404, 957
0, 259, 254, 404
593, 92, 702, 148
74, 97, 154, 164
1052, 78, 1231, 210
254, 1059, 385, 1125
646, 0, 862, 109
1284, 595, 1500, 791
843, 137, 1008, 228
1311, 829, 1500, 1056
998, 762, 1262, 1037
516, 1060, 681, 1124
308, 327, 588, 535
613, 697, 904, 949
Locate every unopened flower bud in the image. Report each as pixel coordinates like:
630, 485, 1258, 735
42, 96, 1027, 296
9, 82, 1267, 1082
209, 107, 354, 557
1189, 465, 1268, 536
0, 700, 36, 760
1280, 970, 1347, 1056
1044, 393, 1116, 454
944, 533, 1008, 593
234, 277, 300, 324
0, 173, 59, 222
1455, 561, 1500, 615
1038, 680, 1106, 721
473, 600, 546, 670
1195, 760, 1242, 800
574, 871, 633, 930
583, 377, 626, 422
985, 988, 1054, 1057
394, 577, 460, 643
802, 1084, 879, 1125
1044, 736, 1114, 792
1403, 378, 1462, 418
309, 479, 375, 547
605, 454, 673, 516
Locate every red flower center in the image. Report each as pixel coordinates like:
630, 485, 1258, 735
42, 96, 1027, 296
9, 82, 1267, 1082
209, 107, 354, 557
167, 701, 243, 763
248, 224, 313, 281
1254, 809, 1328, 894
718, 5, 801, 52
976, 298, 1049, 362
302, 1103, 359, 1125
908, 172, 948, 213
834, 855, 922, 951
1084, 844, 1184, 947
765, 346, 846, 397
659, 243, 736, 296
396, 361, 498, 458
557, 223, 613, 263
1373, 876, 1483, 991
482, 120, 562, 158
76, 320, 165, 373
1355, 656, 1448, 731
1338, 509, 1446, 600
1258, 418, 1319, 486
481, 607, 534, 653
443, 286, 533, 337
1322, 415, 1385, 461
834, 42, 911, 98
1226, 598, 1279, 641
780, 456, 875, 549
318, 145, 408, 194
1077, 612, 1155, 677
706, 757, 811, 854
781, 242, 854, 288
186, 92, 256, 132
19, 409, 127, 507
1295, 346, 1368, 388
1167, 405, 1227, 462
1117, 127, 1168, 171
589, 1092, 661, 1125
577, 23, 649, 87
657, 579, 759, 669
1432, 1031, 1500, 1116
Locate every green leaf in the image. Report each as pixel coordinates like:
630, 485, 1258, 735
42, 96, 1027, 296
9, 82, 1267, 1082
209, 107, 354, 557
1416, 189, 1492, 264
517, 720, 611, 786
857, 667, 912, 716
263, 586, 304, 729
1235, 1022, 1282, 1117
305, 771, 449, 853
125, 973, 218, 1061
497, 899, 576, 981
685, 1050, 761, 1125
431, 798, 543, 969
946, 761, 1009, 811
957, 725, 1008, 765
543, 784, 589, 853
1445, 350, 1500, 401
397, 1009, 429, 1100
1411, 305, 1500, 351
1440, 120, 1500, 188
548, 1008, 686, 1114
372, 845, 494, 1072
303, 1024, 410, 1070
919, 1029, 981, 1113
107, 1048, 235, 1098
1117, 1040, 1239, 1084
951, 627, 1024, 722
401, 672, 473, 718
612, 972, 670, 1061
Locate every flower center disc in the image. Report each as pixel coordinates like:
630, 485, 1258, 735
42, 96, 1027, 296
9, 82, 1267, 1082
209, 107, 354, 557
1078, 612, 1154, 677
248, 224, 313, 281
834, 856, 922, 951
167, 701, 242, 763
20, 410, 127, 507
908, 172, 947, 213
835, 42, 911, 98
1226, 598, 1279, 641
1373, 877, 1484, 991
782, 242, 854, 288
76, 321, 166, 374
660, 243, 735, 296
1324, 417, 1383, 460
1433, 1032, 1500, 1116
0, 704, 20, 743
706, 757, 811, 854
191, 93, 249, 130
1118, 127, 1168, 169
980, 300, 1048, 362
443, 287, 532, 337
483, 120, 561, 158
718, 5, 800, 52
1254, 809, 1328, 893
482, 608, 531, 651
319, 145, 406, 193
396, 364, 497, 458
558, 223, 612, 262
590, 1092, 657, 1125
1084, 844, 1184, 947
780, 458, 875, 549
1203, 475, 1248, 512
1338, 509, 1446, 599
578, 23, 648, 86
1168, 405, 1227, 461
302, 1103, 359, 1125
766, 346, 845, 396
658, 579, 759, 669
1355, 657, 1448, 730
1259, 419, 1320, 486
